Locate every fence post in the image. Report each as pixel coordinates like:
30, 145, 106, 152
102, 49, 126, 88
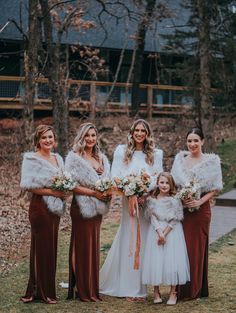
147, 85, 153, 119
90, 82, 96, 120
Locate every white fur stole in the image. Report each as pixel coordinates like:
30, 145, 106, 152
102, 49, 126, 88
20, 152, 65, 216
65, 151, 110, 218
171, 151, 223, 193
145, 196, 183, 222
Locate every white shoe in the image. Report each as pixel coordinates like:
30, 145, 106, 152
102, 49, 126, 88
153, 298, 163, 304
153, 292, 162, 304
167, 292, 177, 305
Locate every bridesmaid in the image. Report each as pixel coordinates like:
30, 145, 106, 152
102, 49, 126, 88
171, 127, 223, 300
100, 119, 163, 301
65, 122, 110, 302
20, 125, 68, 304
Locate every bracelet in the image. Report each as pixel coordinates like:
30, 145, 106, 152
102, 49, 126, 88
167, 223, 173, 229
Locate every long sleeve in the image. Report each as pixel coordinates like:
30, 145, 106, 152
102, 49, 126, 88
111, 145, 125, 179
148, 149, 164, 191
168, 219, 178, 228
151, 214, 162, 231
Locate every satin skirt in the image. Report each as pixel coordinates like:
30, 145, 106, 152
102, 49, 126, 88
67, 197, 102, 301
178, 201, 211, 300
23, 194, 60, 302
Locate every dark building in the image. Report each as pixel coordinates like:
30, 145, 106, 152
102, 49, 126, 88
0, 0, 193, 107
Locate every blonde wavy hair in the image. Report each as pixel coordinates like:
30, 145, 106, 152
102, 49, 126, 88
124, 119, 155, 165
151, 172, 177, 198
73, 122, 101, 161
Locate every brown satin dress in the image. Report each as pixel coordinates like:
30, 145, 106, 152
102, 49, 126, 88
67, 197, 102, 301
178, 200, 211, 300
22, 194, 60, 302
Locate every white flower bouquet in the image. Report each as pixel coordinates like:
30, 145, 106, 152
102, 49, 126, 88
114, 170, 151, 197
51, 171, 76, 192
176, 179, 201, 212
95, 178, 113, 192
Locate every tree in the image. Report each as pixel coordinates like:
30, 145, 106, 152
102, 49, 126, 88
197, 0, 214, 151
90, 0, 172, 116
162, 0, 225, 151
211, 1, 236, 112
39, 0, 70, 157
37, 0, 100, 156
129, 0, 171, 116
22, 0, 41, 150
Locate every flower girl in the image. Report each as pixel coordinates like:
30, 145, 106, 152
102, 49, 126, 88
142, 172, 190, 305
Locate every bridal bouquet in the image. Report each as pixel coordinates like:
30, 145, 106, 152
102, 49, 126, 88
95, 178, 113, 192
176, 179, 201, 212
114, 170, 151, 197
51, 171, 76, 192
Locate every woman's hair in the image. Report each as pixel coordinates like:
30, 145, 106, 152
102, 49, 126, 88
151, 172, 176, 197
186, 127, 204, 140
73, 122, 101, 161
34, 124, 56, 149
124, 119, 155, 165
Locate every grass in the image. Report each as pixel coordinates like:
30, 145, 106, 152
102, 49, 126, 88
217, 137, 236, 192
0, 225, 236, 313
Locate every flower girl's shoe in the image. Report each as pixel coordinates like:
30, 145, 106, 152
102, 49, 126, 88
153, 292, 162, 304
167, 292, 177, 305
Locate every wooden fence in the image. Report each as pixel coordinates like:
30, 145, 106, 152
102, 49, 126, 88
0, 75, 197, 116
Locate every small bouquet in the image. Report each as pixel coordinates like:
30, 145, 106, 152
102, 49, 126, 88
95, 178, 113, 193
176, 178, 201, 212
114, 170, 151, 197
51, 171, 76, 192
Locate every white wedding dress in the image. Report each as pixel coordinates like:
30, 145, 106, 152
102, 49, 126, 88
99, 145, 163, 297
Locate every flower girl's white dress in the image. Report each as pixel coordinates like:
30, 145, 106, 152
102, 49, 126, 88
142, 197, 190, 286
99, 145, 163, 297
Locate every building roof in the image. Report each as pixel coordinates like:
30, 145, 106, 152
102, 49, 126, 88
0, 0, 190, 52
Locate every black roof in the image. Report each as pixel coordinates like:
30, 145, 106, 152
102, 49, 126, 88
0, 0, 190, 52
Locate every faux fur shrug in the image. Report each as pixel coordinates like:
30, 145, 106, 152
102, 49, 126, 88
20, 152, 65, 216
171, 151, 223, 193
145, 196, 183, 223
65, 151, 110, 218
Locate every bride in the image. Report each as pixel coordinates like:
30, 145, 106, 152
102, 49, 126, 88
100, 119, 163, 300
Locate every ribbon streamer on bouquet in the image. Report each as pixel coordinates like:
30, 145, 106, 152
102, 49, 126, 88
128, 196, 141, 270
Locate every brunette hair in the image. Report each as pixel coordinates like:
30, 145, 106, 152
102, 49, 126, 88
186, 127, 204, 140
151, 172, 176, 197
73, 122, 101, 161
124, 119, 155, 165
34, 124, 56, 149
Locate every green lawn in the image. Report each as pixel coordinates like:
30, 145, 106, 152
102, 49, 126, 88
217, 137, 236, 192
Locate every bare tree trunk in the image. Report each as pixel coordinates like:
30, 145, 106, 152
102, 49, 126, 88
23, 0, 40, 150
198, 0, 215, 151
39, 0, 69, 157
130, 0, 156, 116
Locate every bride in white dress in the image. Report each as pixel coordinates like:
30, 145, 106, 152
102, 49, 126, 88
99, 119, 163, 299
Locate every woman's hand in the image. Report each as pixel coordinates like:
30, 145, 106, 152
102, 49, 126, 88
50, 190, 71, 200
128, 196, 138, 217
93, 190, 111, 202
137, 195, 146, 206
31, 188, 70, 199
184, 198, 203, 208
